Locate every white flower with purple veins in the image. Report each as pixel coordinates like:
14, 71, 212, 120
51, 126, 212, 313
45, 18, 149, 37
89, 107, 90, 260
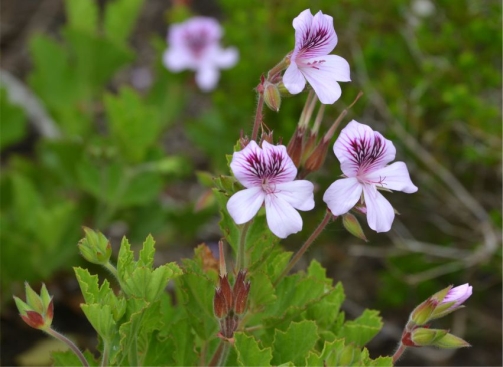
163, 17, 238, 91
323, 120, 418, 232
227, 141, 315, 239
283, 9, 351, 104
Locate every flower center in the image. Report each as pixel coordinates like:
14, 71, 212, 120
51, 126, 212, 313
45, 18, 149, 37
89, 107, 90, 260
184, 29, 211, 58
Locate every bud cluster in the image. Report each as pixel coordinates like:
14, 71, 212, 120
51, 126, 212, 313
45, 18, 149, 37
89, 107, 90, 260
13, 283, 54, 331
213, 270, 251, 339
400, 284, 472, 350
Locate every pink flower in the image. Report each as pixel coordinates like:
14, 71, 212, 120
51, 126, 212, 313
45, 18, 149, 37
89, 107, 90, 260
323, 120, 418, 232
441, 283, 473, 309
163, 17, 238, 91
227, 141, 315, 238
283, 9, 351, 104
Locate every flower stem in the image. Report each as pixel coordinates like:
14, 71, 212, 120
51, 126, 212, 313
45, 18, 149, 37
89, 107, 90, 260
266, 56, 289, 80
275, 210, 333, 285
208, 341, 231, 367
46, 328, 89, 367
392, 343, 407, 365
251, 92, 265, 142
104, 261, 118, 279
237, 221, 252, 270
101, 340, 110, 367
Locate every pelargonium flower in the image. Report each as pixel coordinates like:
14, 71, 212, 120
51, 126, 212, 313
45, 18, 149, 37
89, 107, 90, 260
163, 17, 238, 91
227, 141, 315, 238
283, 9, 351, 104
323, 120, 418, 232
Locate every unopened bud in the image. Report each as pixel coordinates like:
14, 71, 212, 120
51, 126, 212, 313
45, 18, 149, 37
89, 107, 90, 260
78, 227, 112, 265
410, 328, 448, 347
232, 270, 250, 315
409, 298, 437, 326
303, 138, 329, 174
342, 213, 368, 242
263, 82, 281, 112
14, 283, 54, 330
287, 126, 305, 167
430, 284, 472, 320
214, 288, 227, 319
433, 332, 471, 349
219, 275, 233, 312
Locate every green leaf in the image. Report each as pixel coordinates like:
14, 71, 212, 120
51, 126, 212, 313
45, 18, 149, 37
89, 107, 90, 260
176, 271, 219, 340
234, 332, 273, 367
0, 87, 27, 150
52, 350, 98, 367
81, 303, 116, 340
271, 320, 319, 366
305, 339, 345, 366
138, 234, 155, 268
105, 87, 162, 163
336, 309, 383, 347
170, 318, 199, 366
64, 0, 98, 33
104, 0, 144, 44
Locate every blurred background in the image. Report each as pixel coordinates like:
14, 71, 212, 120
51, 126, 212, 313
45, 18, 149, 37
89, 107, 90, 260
1, 0, 501, 365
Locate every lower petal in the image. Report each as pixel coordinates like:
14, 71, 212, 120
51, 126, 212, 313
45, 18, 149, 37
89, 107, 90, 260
323, 177, 362, 216
300, 55, 350, 104
275, 180, 315, 211
163, 48, 194, 72
195, 66, 220, 91
213, 47, 239, 69
283, 63, 306, 95
265, 195, 303, 238
227, 187, 265, 225
362, 184, 395, 232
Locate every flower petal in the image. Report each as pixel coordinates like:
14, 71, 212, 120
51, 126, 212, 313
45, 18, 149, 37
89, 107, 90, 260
265, 194, 303, 238
212, 46, 239, 69
362, 184, 395, 232
367, 162, 418, 193
334, 120, 396, 176
227, 187, 265, 225
323, 177, 362, 215
283, 62, 306, 95
261, 141, 297, 183
275, 180, 315, 211
299, 55, 350, 104
195, 66, 220, 91
292, 10, 337, 60
163, 48, 195, 71
230, 141, 263, 188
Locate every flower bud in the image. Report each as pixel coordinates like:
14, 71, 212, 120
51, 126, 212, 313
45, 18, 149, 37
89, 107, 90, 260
287, 126, 305, 168
430, 283, 472, 320
409, 298, 437, 326
213, 288, 228, 319
78, 227, 112, 265
302, 138, 329, 174
342, 213, 368, 242
232, 270, 251, 315
14, 283, 54, 330
410, 328, 448, 347
263, 81, 281, 112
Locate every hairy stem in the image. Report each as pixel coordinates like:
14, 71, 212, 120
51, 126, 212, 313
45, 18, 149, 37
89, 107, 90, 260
46, 328, 89, 367
275, 210, 333, 285
237, 221, 252, 270
392, 343, 407, 365
251, 92, 265, 142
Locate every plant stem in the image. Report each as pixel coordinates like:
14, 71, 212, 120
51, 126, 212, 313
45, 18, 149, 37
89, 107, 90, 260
251, 92, 264, 142
101, 340, 110, 367
46, 328, 89, 367
208, 341, 231, 367
392, 343, 407, 365
237, 221, 252, 270
104, 261, 118, 279
275, 210, 333, 285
